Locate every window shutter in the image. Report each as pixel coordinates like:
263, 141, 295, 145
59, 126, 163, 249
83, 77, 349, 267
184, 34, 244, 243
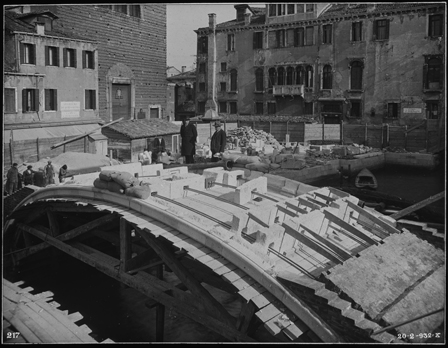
287, 29, 295, 47
386, 20, 390, 39
54, 90, 58, 110
20, 43, 25, 64
45, 89, 50, 110
423, 64, 428, 89
22, 89, 27, 111
31, 44, 36, 64
56, 47, 60, 66
82, 50, 86, 68
73, 49, 77, 68
34, 89, 39, 111
45, 46, 49, 65
63, 48, 67, 67
91, 51, 95, 68
373, 21, 377, 40
92, 91, 96, 110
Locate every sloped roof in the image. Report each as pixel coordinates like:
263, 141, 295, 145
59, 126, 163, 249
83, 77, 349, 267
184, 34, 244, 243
103, 119, 180, 140
198, 6, 266, 31
167, 69, 196, 82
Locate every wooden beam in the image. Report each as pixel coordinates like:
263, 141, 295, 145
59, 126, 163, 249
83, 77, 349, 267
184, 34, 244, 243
135, 227, 237, 328
19, 227, 254, 342
346, 200, 399, 236
282, 222, 343, 265
155, 264, 165, 342
323, 210, 377, 247
390, 191, 445, 220
236, 300, 257, 334
327, 187, 350, 198
127, 250, 188, 274
277, 204, 298, 217
284, 202, 308, 215
46, 210, 60, 237
313, 192, 336, 204
305, 197, 327, 208
120, 218, 132, 272
298, 197, 320, 211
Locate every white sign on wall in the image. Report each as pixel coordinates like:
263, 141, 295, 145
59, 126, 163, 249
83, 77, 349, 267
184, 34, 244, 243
403, 108, 422, 114
61, 101, 80, 118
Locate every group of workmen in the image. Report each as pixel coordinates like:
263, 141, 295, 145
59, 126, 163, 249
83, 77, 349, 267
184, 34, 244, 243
181, 116, 227, 164
4, 160, 68, 195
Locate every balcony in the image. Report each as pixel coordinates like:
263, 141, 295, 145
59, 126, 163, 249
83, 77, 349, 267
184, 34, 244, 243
273, 84, 304, 96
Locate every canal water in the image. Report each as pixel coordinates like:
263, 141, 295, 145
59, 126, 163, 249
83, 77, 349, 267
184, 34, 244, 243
4, 163, 445, 343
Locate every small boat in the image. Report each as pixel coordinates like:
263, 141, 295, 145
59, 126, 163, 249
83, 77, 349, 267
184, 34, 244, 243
355, 168, 378, 189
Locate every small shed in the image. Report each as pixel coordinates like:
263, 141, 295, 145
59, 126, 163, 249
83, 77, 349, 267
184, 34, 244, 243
101, 119, 180, 162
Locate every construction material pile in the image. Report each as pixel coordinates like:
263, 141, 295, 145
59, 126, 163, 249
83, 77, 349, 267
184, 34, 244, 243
226, 127, 280, 148
93, 170, 151, 199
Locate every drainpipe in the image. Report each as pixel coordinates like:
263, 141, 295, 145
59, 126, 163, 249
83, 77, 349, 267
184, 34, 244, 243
205, 13, 218, 116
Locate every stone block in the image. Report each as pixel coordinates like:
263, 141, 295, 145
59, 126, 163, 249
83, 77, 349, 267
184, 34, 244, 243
203, 167, 225, 184
234, 176, 267, 205
223, 169, 245, 187
264, 173, 286, 191
247, 170, 264, 181
141, 163, 164, 177
281, 179, 299, 196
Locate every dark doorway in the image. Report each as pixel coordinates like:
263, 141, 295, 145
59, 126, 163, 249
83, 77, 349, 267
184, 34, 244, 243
112, 84, 131, 120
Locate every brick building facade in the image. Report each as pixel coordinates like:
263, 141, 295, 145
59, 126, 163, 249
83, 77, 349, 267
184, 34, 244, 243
195, 3, 445, 127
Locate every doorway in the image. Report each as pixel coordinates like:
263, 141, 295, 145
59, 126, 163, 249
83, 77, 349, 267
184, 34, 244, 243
112, 84, 131, 120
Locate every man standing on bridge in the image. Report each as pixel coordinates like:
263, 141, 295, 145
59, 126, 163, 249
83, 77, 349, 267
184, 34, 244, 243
180, 116, 197, 164
210, 121, 226, 162
5, 163, 19, 195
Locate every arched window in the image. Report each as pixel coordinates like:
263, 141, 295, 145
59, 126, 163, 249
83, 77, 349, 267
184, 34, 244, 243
350, 61, 363, 90
230, 69, 238, 91
322, 65, 332, 89
278, 67, 285, 85
255, 68, 264, 92
268, 68, 277, 88
305, 66, 313, 88
286, 67, 294, 85
296, 66, 304, 85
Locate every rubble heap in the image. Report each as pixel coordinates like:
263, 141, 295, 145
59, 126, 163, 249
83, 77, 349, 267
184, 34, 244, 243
227, 127, 280, 148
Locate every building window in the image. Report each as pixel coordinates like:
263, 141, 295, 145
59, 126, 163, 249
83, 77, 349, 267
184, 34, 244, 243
428, 14, 443, 37
296, 66, 304, 85
276, 29, 286, 48
44, 89, 57, 111
229, 102, 237, 114
5, 88, 16, 113
305, 26, 314, 46
322, 24, 332, 44
85, 90, 96, 110
197, 101, 206, 113
221, 62, 227, 72
63, 48, 77, 68
278, 67, 285, 85
255, 102, 263, 115
295, 27, 304, 47
255, 68, 264, 92
22, 89, 39, 112
198, 36, 208, 54
199, 63, 206, 73
387, 102, 399, 118
128, 5, 141, 18
199, 82, 206, 92
373, 19, 389, 40
45, 46, 59, 66
253, 32, 263, 49
219, 101, 227, 113
426, 101, 439, 119
286, 67, 294, 85
220, 82, 227, 92
269, 4, 276, 16
350, 61, 363, 90
305, 66, 313, 88
277, 4, 286, 16
287, 4, 295, 14
424, 56, 442, 90
20, 43, 36, 65
304, 102, 313, 115
230, 69, 238, 92
268, 102, 276, 115
322, 65, 332, 89
268, 68, 276, 88
352, 22, 362, 41
114, 5, 127, 14
350, 100, 361, 118
296, 4, 304, 13
227, 34, 235, 51
83, 50, 95, 69
306, 4, 314, 12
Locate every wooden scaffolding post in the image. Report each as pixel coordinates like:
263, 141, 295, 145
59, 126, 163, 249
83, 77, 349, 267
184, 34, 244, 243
155, 264, 165, 342
120, 217, 132, 273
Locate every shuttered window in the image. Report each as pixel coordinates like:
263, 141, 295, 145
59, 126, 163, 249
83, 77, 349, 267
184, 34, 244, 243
350, 100, 361, 118
277, 67, 285, 85
305, 26, 314, 46
387, 103, 400, 118
350, 61, 363, 90
294, 28, 304, 47
82, 50, 95, 69
322, 24, 332, 44
20, 43, 36, 65
230, 69, 238, 91
5, 88, 16, 113
352, 22, 362, 42
322, 65, 333, 89
255, 68, 264, 91
267, 102, 276, 115
45, 89, 58, 111
276, 30, 286, 48
286, 67, 294, 85
45, 46, 59, 66
229, 102, 237, 114
63, 48, 77, 68
428, 14, 443, 37
227, 34, 235, 51
296, 66, 304, 85
373, 19, 389, 40
268, 68, 276, 88
220, 82, 227, 92
22, 89, 39, 112
255, 102, 263, 115
85, 90, 96, 110
219, 101, 227, 113
253, 32, 263, 49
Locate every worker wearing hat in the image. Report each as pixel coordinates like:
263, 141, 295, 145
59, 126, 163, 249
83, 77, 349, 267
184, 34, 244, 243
180, 116, 198, 164
210, 121, 227, 162
23, 165, 35, 186
44, 160, 55, 186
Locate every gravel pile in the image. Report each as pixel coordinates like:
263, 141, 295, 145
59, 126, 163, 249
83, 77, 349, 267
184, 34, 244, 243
227, 126, 280, 148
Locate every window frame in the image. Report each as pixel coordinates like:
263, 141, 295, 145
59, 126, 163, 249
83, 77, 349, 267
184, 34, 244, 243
198, 36, 208, 54
255, 102, 264, 115
220, 82, 227, 92
322, 65, 333, 90
221, 62, 227, 72
349, 100, 362, 118
229, 101, 237, 114
219, 101, 227, 113
322, 24, 332, 44
267, 101, 276, 115
277, 67, 285, 86
229, 69, 238, 92
44, 89, 58, 111
255, 68, 264, 92
22, 88, 39, 112
63, 48, 77, 68
286, 67, 294, 86
268, 68, 276, 88
350, 61, 364, 90
305, 66, 313, 88
227, 33, 235, 51
199, 82, 206, 92
82, 50, 95, 69
428, 14, 443, 37
294, 27, 305, 47
276, 29, 286, 48
45, 46, 59, 67
351, 21, 363, 42
305, 26, 314, 46
373, 19, 389, 41
85, 89, 96, 110
253, 31, 263, 49
386, 102, 400, 119
197, 101, 206, 113
425, 101, 439, 119
21, 43, 36, 65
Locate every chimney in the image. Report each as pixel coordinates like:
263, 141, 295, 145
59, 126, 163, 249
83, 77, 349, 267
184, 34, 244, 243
204, 13, 219, 120
35, 22, 45, 35
182, 66, 186, 73
209, 13, 216, 29
244, 12, 252, 26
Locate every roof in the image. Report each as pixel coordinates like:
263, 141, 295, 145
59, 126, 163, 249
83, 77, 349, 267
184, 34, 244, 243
197, 6, 266, 31
103, 119, 180, 139
167, 69, 196, 82
16, 10, 58, 19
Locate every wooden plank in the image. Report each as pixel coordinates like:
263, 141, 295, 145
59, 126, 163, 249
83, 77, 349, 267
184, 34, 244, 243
284, 202, 308, 215
265, 313, 284, 335
238, 282, 267, 301
3, 310, 42, 343
214, 262, 238, 276
120, 217, 132, 272
282, 222, 343, 265
205, 256, 231, 271
222, 268, 248, 283
298, 197, 320, 210
283, 319, 308, 340
305, 196, 327, 208
323, 210, 377, 246
251, 291, 276, 309
327, 187, 350, 198
136, 228, 236, 328
12, 304, 58, 342
276, 204, 297, 217
313, 191, 336, 203
391, 191, 445, 220
255, 303, 282, 323
232, 275, 257, 291
346, 200, 399, 236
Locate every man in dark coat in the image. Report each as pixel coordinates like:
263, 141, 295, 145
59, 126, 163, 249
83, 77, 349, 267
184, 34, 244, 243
6, 163, 19, 195
180, 116, 197, 164
210, 121, 227, 162
151, 138, 166, 163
